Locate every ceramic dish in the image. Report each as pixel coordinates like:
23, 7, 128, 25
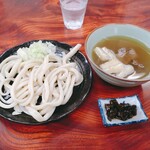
0, 40, 92, 125
98, 95, 148, 127
85, 24, 150, 87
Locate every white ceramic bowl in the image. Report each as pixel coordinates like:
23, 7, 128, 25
85, 24, 150, 87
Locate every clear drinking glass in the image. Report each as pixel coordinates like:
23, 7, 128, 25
59, 0, 88, 30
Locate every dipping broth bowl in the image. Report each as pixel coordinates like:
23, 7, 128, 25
85, 24, 150, 87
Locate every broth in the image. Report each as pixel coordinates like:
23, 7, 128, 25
92, 36, 150, 79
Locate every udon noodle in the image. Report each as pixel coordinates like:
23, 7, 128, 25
0, 42, 83, 122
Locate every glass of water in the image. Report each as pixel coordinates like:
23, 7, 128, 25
59, 0, 88, 30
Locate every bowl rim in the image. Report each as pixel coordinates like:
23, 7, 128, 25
84, 23, 150, 83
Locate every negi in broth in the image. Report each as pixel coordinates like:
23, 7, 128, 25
92, 36, 150, 79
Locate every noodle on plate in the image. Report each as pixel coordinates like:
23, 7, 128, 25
0, 41, 83, 122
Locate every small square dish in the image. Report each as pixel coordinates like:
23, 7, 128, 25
98, 95, 148, 127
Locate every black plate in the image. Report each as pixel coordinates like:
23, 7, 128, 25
0, 40, 92, 125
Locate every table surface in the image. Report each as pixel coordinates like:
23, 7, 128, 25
0, 0, 150, 149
